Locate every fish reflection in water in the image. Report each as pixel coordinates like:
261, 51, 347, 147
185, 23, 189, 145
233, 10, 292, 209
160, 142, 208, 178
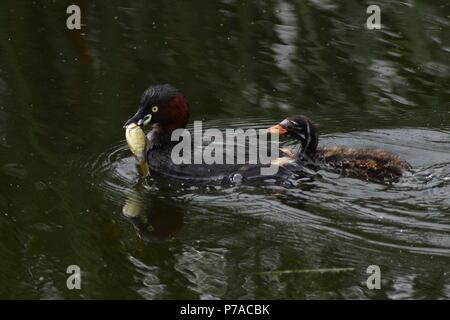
122, 181, 185, 241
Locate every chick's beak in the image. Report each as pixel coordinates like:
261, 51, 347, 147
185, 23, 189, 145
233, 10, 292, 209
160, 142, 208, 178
267, 124, 287, 136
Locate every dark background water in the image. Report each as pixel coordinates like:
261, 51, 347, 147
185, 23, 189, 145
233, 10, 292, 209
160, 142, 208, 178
0, 0, 449, 299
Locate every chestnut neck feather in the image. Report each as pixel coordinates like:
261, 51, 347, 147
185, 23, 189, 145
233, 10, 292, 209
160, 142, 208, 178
148, 95, 190, 148
158, 95, 189, 134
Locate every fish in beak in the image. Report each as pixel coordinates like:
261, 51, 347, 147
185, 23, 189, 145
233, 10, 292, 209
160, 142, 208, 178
125, 123, 150, 177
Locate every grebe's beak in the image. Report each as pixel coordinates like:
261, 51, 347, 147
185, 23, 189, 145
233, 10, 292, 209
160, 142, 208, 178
267, 124, 287, 136
124, 113, 152, 128
124, 116, 141, 128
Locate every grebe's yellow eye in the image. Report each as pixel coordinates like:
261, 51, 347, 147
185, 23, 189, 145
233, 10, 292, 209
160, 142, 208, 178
152, 106, 159, 113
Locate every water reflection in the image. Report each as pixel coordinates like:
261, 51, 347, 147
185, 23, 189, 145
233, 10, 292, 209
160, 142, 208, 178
122, 185, 185, 241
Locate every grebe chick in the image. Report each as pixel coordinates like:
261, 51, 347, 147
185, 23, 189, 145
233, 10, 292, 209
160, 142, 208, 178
267, 115, 412, 183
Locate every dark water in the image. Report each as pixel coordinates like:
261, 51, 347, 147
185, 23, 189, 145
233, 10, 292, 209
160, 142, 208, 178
0, 0, 449, 299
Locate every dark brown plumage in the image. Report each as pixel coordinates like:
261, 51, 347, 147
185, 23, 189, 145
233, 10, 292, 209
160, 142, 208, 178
267, 115, 412, 183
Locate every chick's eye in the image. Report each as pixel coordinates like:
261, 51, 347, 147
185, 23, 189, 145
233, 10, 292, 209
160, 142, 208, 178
152, 106, 159, 113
